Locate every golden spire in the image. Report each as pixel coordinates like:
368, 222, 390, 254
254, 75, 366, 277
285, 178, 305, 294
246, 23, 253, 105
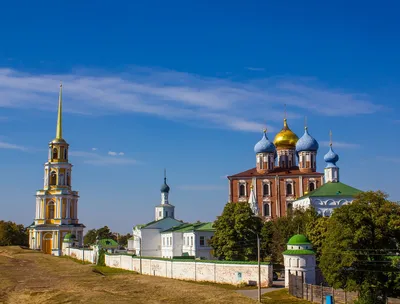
56, 82, 63, 140
329, 130, 333, 147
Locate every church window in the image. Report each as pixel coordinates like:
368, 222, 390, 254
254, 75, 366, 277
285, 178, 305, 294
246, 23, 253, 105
64, 148, 68, 159
163, 237, 165, 246
263, 203, 270, 217
200, 236, 205, 246
66, 172, 70, 186
191, 236, 193, 246
170, 237, 172, 246
239, 184, 246, 197
286, 183, 293, 196
52, 148, 58, 159
50, 171, 57, 185
159, 211, 162, 218
259, 156, 263, 169
263, 183, 270, 196
310, 154, 314, 168
309, 182, 315, 192
166, 211, 169, 217
47, 202, 55, 219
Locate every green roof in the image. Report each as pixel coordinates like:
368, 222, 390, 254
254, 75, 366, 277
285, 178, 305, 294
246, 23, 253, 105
282, 249, 315, 255
297, 181, 362, 200
63, 233, 76, 242
98, 238, 119, 248
162, 222, 215, 233
287, 234, 311, 245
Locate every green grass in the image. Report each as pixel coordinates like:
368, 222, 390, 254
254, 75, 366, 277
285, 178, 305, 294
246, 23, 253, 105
185, 280, 258, 290
59, 255, 92, 265
92, 265, 139, 276
262, 289, 311, 304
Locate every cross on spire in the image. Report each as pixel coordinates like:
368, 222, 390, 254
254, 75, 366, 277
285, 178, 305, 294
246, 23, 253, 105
56, 82, 63, 140
304, 116, 308, 129
329, 130, 333, 147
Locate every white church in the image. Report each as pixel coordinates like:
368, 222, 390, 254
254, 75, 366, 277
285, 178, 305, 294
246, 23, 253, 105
128, 172, 215, 260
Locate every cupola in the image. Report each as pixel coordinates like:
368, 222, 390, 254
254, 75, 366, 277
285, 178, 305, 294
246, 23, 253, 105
324, 131, 340, 183
254, 129, 276, 174
273, 118, 299, 169
296, 125, 319, 173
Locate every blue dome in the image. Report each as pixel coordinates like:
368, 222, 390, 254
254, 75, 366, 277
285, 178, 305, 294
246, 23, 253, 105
161, 178, 170, 193
296, 128, 319, 153
254, 132, 276, 154
324, 146, 339, 167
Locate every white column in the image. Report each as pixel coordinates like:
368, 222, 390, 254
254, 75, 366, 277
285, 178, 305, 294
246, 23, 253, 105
66, 199, 70, 218
299, 176, 303, 197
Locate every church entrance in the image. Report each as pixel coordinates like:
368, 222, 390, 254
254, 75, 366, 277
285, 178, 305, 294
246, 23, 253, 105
42, 233, 53, 254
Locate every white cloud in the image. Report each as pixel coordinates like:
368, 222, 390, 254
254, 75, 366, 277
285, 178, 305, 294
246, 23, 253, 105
69, 150, 137, 166
0, 141, 27, 151
0, 67, 381, 133
246, 67, 265, 71
108, 151, 117, 156
118, 152, 125, 156
92, 147, 97, 151
177, 185, 225, 191
320, 141, 360, 149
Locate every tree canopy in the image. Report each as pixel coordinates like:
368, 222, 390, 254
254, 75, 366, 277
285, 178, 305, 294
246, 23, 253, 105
0, 221, 28, 246
319, 191, 400, 303
209, 202, 264, 261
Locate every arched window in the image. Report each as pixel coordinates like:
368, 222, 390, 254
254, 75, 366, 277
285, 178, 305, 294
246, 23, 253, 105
263, 203, 270, 216
286, 183, 293, 195
239, 184, 246, 197
259, 156, 263, 169
263, 183, 269, 196
47, 202, 55, 219
309, 182, 315, 192
70, 202, 74, 219
66, 172, 70, 186
52, 148, 58, 159
64, 148, 68, 159
50, 171, 57, 185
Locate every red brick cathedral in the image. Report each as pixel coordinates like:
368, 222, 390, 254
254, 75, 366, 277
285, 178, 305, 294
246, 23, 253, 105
227, 118, 323, 219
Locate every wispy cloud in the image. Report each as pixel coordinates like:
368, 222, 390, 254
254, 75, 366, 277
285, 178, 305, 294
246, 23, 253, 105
0, 67, 381, 132
108, 151, 117, 156
0, 140, 27, 151
246, 67, 265, 71
92, 147, 97, 151
69, 150, 137, 166
376, 156, 400, 164
320, 141, 361, 149
177, 185, 225, 191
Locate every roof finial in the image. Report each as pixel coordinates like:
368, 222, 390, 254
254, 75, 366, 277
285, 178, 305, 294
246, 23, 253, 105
56, 82, 63, 139
284, 104, 287, 120
164, 168, 167, 182
329, 130, 333, 147
263, 127, 267, 133
304, 116, 308, 130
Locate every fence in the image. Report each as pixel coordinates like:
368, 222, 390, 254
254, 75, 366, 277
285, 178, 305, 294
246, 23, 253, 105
289, 274, 357, 303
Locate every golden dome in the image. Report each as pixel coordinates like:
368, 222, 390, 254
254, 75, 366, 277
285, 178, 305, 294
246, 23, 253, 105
273, 119, 299, 149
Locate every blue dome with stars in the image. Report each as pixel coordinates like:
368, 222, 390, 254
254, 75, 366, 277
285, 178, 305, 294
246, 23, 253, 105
296, 127, 319, 153
254, 131, 276, 154
324, 146, 339, 167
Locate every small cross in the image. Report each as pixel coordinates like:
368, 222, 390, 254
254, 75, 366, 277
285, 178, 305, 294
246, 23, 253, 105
329, 130, 333, 146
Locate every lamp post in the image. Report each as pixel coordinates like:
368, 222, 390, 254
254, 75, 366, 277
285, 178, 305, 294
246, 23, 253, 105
257, 233, 261, 303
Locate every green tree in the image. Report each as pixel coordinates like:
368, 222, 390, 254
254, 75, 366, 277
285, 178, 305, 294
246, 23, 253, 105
319, 191, 400, 304
269, 207, 319, 264
306, 216, 328, 263
118, 233, 132, 247
0, 221, 28, 246
83, 229, 97, 245
209, 202, 264, 261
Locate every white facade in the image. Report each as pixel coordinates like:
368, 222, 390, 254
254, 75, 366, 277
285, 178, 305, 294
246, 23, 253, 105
293, 196, 353, 217
283, 242, 316, 287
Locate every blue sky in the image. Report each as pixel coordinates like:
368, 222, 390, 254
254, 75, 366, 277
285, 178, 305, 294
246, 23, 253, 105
1, 1, 400, 233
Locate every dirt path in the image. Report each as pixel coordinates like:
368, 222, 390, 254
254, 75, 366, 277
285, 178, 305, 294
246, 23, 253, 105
0, 247, 255, 304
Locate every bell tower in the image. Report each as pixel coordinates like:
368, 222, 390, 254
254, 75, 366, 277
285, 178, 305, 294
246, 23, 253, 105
27, 83, 85, 256
155, 170, 175, 221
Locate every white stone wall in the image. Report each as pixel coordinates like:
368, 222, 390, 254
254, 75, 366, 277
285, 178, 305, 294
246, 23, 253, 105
104, 254, 273, 287
62, 247, 96, 263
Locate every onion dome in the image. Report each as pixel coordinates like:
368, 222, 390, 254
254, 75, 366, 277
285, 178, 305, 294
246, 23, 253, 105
324, 145, 339, 167
254, 130, 276, 154
161, 169, 170, 193
273, 119, 299, 149
296, 127, 319, 153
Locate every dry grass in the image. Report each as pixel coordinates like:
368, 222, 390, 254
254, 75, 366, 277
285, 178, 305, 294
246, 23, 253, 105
0, 246, 256, 304
262, 289, 311, 303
